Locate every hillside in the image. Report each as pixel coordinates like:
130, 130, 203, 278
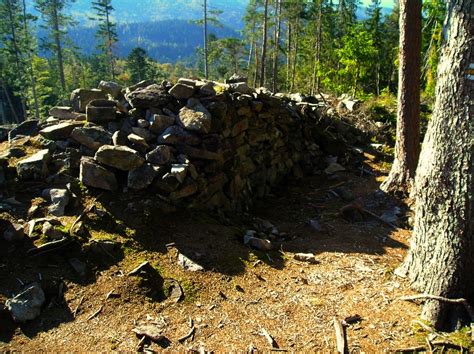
68, 20, 239, 63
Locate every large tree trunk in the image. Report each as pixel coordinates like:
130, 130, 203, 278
396, 0, 473, 330
380, 0, 421, 195
259, 0, 269, 88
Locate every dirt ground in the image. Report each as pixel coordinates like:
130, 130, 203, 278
0, 149, 468, 352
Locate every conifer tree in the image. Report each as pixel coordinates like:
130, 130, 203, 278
91, 0, 118, 80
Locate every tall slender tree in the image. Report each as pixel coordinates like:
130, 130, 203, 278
380, 0, 422, 195
259, 0, 269, 87
91, 0, 117, 80
35, 0, 74, 97
396, 0, 473, 330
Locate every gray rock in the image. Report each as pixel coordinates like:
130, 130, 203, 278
70, 126, 112, 151
112, 130, 128, 146
71, 88, 107, 112
125, 84, 172, 108
95, 145, 144, 171
169, 182, 198, 200
16, 149, 50, 180
149, 114, 175, 135
177, 78, 197, 87
157, 125, 201, 146
86, 99, 116, 123
324, 162, 346, 175
137, 119, 149, 128
226, 74, 247, 84
294, 253, 319, 264
229, 82, 255, 95
127, 163, 159, 190
49, 106, 84, 120
177, 253, 204, 272
306, 219, 322, 231
3, 222, 25, 242
8, 120, 39, 142
39, 121, 84, 140
169, 83, 195, 99
243, 231, 273, 251
146, 145, 171, 165
127, 133, 149, 149
5, 283, 45, 322
42, 221, 63, 240
79, 157, 118, 191
98, 81, 122, 98
170, 164, 188, 183
68, 258, 88, 277
42, 188, 70, 217
131, 126, 155, 142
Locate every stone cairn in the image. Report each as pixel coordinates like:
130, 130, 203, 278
10, 77, 364, 212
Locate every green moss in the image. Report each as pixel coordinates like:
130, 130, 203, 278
444, 326, 473, 350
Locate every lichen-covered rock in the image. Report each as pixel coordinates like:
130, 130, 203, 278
98, 81, 122, 98
49, 106, 84, 120
157, 125, 201, 146
71, 126, 113, 151
17, 149, 50, 180
94, 145, 144, 171
8, 120, 39, 142
125, 84, 172, 108
39, 121, 84, 141
79, 157, 118, 191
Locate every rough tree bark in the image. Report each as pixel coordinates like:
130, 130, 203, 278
380, 0, 421, 195
259, 0, 269, 88
396, 0, 473, 330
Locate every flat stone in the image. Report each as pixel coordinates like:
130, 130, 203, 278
127, 133, 149, 149
324, 162, 346, 175
49, 106, 84, 120
177, 253, 204, 272
177, 99, 212, 134
146, 145, 171, 165
95, 145, 144, 171
6, 283, 45, 322
125, 84, 172, 108
170, 164, 188, 183
68, 258, 88, 277
39, 121, 84, 140
157, 125, 201, 146
132, 325, 165, 343
17, 149, 50, 180
149, 114, 175, 135
294, 253, 319, 264
70, 126, 112, 151
127, 163, 159, 190
169, 83, 195, 99
131, 127, 155, 142
71, 89, 107, 112
8, 120, 39, 142
86, 99, 116, 123
79, 157, 118, 191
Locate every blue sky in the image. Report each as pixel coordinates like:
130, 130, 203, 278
361, 0, 395, 7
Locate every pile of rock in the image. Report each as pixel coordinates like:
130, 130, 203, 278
6, 78, 363, 211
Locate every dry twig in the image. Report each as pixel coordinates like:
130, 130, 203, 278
400, 294, 474, 321
333, 317, 348, 354
87, 305, 103, 321
72, 295, 85, 318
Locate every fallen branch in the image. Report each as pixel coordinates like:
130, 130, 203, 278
333, 317, 348, 354
87, 305, 103, 321
260, 327, 279, 349
400, 294, 474, 321
72, 295, 85, 318
177, 326, 195, 343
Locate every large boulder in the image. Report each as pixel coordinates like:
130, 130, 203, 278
127, 163, 161, 190
86, 99, 117, 123
16, 149, 50, 180
125, 84, 172, 108
79, 157, 118, 191
177, 99, 212, 134
169, 83, 195, 100
94, 145, 144, 171
71, 89, 107, 112
149, 114, 175, 135
39, 121, 84, 141
71, 126, 112, 151
8, 120, 39, 142
98, 81, 122, 98
5, 283, 45, 323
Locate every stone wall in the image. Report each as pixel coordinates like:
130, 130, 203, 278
12, 78, 364, 212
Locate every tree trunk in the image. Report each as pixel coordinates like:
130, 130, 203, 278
380, 0, 421, 195
0, 79, 19, 123
105, 5, 115, 80
290, 17, 299, 93
286, 22, 291, 91
396, 0, 473, 330
311, 1, 322, 96
272, 0, 281, 93
259, 0, 269, 88
203, 0, 209, 80
52, 0, 66, 95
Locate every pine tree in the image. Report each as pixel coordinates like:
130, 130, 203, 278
365, 0, 383, 95
127, 47, 151, 84
91, 0, 118, 81
35, 0, 75, 98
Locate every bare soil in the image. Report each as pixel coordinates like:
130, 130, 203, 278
0, 150, 462, 352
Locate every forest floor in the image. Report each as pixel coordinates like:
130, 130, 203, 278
0, 147, 471, 352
